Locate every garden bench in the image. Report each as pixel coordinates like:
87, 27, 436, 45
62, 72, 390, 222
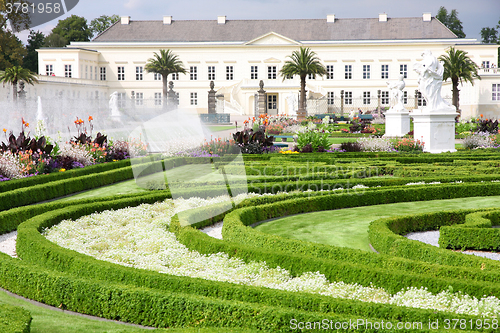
274, 135, 295, 142
358, 114, 373, 121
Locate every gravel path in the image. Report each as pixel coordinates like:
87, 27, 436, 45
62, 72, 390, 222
406, 230, 500, 261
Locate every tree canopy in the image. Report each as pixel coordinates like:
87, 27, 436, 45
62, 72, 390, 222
436, 6, 465, 38
90, 14, 119, 38
0, 29, 25, 70
23, 30, 45, 72
51, 14, 92, 44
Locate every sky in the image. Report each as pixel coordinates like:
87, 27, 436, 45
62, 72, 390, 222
14, 0, 500, 43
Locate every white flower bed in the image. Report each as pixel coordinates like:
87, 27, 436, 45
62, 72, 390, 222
43, 195, 500, 318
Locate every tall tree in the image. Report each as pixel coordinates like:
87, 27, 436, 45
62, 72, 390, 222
0, 29, 25, 70
279, 47, 326, 120
145, 49, 187, 109
436, 7, 466, 38
51, 14, 92, 44
0, 66, 38, 101
438, 47, 480, 115
90, 14, 119, 38
480, 27, 498, 44
43, 32, 67, 47
1, 0, 30, 32
23, 30, 45, 73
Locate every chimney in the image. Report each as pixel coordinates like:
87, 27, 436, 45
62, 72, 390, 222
423, 13, 431, 22
121, 16, 130, 25
218, 16, 226, 24
163, 16, 172, 25
379, 13, 387, 22
327, 14, 335, 23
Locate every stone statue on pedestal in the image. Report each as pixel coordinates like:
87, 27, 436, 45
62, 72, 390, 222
387, 75, 405, 112
413, 50, 455, 112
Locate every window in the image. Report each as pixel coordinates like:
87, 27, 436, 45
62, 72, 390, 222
400, 64, 407, 79
100, 67, 106, 81
344, 91, 352, 105
327, 92, 335, 105
135, 92, 143, 105
117, 66, 125, 81
154, 73, 162, 81
190, 92, 198, 105
208, 66, 215, 81
85, 65, 88, 79
251, 66, 258, 79
190, 66, 197, 80
285, 74, 293, 80
154, 92, 162, 105
492, 84, 499, 101
64, 64, 72, 78
363, 65, 370, 79
417, 92, 427, 106
90, 66, 92, 79
267, 66, 276, 79
308, 74, 314, 80
326, 65, 334, 80
403, 91, 408, 104
363, 91, 371, 105
171, 73, 178, 80
226, 66, 233, 80
136, 66, 143, 80
381, 91, 389, 105
95, 66, 98, 80
482, 61, 490, 69
45, 64, 53, 76
345, 65, 352, 79
117, 92, 126, 108
381, 64, 389, 79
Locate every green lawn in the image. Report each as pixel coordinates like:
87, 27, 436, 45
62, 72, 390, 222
255, 195, 500, 252
207, 125, 237, 132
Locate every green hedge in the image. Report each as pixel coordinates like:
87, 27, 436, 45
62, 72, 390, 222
439, 210, 500, 250
0, 303, 31, 333
14, 196, 491, 329
0, 158, 131, 192
368, 209, 500, 270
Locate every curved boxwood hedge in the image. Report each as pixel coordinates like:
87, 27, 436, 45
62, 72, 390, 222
439, 210, 500, 250
0, 303, 31, 333
5, 153, 500, 331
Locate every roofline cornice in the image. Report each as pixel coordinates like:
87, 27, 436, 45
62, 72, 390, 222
70, 38, 479, 48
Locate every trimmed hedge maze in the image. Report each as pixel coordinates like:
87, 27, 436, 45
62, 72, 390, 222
4, 152, 500, 331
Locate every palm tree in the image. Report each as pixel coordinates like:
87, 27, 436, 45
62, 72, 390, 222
0, 66, 38, 101
145, 49, 187, 108
438, 47, 480, 115
279, 47, 326, 120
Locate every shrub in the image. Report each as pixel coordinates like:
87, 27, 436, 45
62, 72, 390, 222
295, 131, 329, 152
339, 141, 362, 152
462, 132, 497, 149
357, 137, 394, 152
394, 138, 424, 152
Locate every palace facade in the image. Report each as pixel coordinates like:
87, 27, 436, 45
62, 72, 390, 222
35, 13, 500, 118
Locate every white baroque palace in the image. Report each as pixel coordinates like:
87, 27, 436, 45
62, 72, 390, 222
32, 13, 500, 118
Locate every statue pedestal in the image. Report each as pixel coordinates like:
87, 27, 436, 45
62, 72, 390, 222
383, 110, 410, 137
411, 109, 458, 153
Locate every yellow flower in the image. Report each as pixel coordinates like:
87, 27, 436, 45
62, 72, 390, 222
59, 168, 66, 172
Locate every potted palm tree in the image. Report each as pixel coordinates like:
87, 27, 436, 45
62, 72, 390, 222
439, 47, 480, 118
145, 49, 187, 110
0, 66, 38, 101
279, 47, 326, 120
